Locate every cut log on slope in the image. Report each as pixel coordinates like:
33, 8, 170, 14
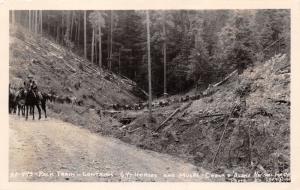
60, 60, 77, 73
267, 97, 290, 105
156, 102, 192, 132
74, 107, 90, 114
211, 104, 237, 166
163, 112, 190, 132
213, 69, 237, 87
120, 74, 136, 86
197, 113, 225, 119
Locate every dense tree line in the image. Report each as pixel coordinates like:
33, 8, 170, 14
10, 10, 290, 96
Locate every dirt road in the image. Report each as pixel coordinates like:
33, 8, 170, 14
9, 115, 211, 182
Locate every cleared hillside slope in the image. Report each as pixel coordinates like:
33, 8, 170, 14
9, 26, 142, 107
119, 54, 290, 181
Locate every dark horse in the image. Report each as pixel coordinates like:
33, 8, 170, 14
9, 86, 17, 114
24, 89, 48, 120
15, 88, 26, 116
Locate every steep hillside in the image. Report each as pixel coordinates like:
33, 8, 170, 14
118, 54, 290, 181
9, 26, 142, 107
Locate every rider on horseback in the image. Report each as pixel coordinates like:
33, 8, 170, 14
24, 74, 42, 100
24, 74, 33, 91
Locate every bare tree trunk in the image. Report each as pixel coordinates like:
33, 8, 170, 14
77, 15, 81, 46
32, 11, 34, 31
118, 49, 121, 74
84, 11, 87, 59
40, 10, 43, 35
31, 11, 34, 30
61, 13, 64, 43
35, 10, 38, 33
146, 10, 152, 119
47, 13, 50, 35
108, 10, 113, 71
163, 12, 167, 97
98, 23, 102, 68
56, 26, 59, 42
74, 17, 78, 42
66, 11, 71, 41
95, 36, 98, 65
28, 10, 31, 31
91, 28, 95, 64
70, 11, 74, 40
107, 26, 110, 69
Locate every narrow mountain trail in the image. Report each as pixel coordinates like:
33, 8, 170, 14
9, 115, 213, 182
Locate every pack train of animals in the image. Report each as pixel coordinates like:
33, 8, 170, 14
9, 74, 214, 120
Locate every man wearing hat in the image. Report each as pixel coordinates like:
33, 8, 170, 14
24, 74, 34, 91
24, 75, 42, 100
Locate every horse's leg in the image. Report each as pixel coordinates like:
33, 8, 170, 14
42, 100, 47, 118
17, 105, 20, 116
25, 105, 28, 120
9, 102, 12, 114
36, 104, 41, 120
13, 104, 16, 114
32, 105, 35, 120
20, 105, 22, 116
44, 104, 47, 118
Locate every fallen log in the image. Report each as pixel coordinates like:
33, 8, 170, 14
180, 122, 194, 126
119, 117, 136, 125
74, 107, 90, 114
197, 113, 225, 119
103, 110, 121, 115
156, 102, 192, 132
128, 127, 141, 133
212, 104, 237, 166
277, 70, 290, 75
213, 69, 237, 87
163, 112, 192, 131
55, 57, 77, 73
268, 98, 290, 105
156, 108, 180, 131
